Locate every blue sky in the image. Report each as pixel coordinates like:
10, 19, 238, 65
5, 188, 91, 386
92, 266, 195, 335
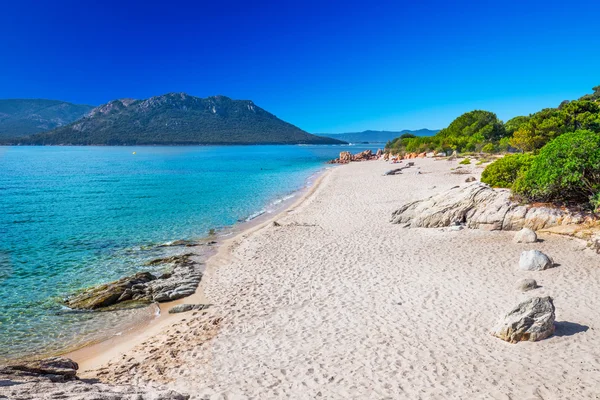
1, 0, 599, 133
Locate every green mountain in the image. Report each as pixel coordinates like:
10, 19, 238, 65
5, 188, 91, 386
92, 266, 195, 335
0, 99, 94, 138
18, 93, 345, 145
318, 129, 439, 143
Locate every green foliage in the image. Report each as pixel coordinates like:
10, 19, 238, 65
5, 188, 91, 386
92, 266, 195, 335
385, 110, 507, 154
459, 158, 471, 165
480, 153, 535, 188
513, 130, 600, 206
591, 192, 600, 213
509, 100, 600, 152
481, 143, 496, 153
400, 133, 417, 139
504, 116, 530, 135
19, 94, 344, 145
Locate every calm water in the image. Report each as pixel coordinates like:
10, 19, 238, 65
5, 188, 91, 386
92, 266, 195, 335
0, 144, 379, 361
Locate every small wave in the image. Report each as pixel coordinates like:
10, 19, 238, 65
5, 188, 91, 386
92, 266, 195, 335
242, 209, 267, 222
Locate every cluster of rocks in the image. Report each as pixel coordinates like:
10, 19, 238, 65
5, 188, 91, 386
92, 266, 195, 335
391, 182, 589, 231
64, 254, 202, 310
327, 149, 382, 164
390, 183, 591, 344
0, 356, 188, 399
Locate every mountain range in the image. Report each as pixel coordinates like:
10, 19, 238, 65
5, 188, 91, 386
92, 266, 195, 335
0, 99, 94, 138
317, 129, 439, 143
12, 93, 344, 145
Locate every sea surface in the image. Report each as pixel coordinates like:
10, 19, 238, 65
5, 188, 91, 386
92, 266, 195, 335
0, 144, 380, 361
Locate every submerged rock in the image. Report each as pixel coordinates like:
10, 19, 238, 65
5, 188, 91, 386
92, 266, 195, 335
514, 228, 538, 243
519, 250, 554, 271
493, 296, 555, 343
64, 272, 156, 310
64, 254, 202, 310
391, 183, 587, 231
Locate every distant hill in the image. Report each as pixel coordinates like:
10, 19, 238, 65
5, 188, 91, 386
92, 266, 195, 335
317, 129, 438, 143
17, 93, 345, 145
0, 99, 94, 138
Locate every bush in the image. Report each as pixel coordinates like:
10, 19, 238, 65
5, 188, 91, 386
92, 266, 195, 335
482, 143, 496, 153
459, 158, 471, 165
480, 153, 535, 188
513, 130, 600, 206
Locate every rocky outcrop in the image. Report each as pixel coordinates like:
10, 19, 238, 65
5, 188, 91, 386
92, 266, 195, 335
519, 250, 554, 271
515, 278, 538, 292
492, 296, 555, 343
514, 228, 538, 243
0, 357, 188, 400
65, 254, 202, 310
328, 149, 379, 164
391, 183, 588, 231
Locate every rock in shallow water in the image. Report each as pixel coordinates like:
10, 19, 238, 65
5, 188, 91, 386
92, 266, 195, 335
64, 254, 202, 310
493, 296, 555, 343
519, 250, 554, 271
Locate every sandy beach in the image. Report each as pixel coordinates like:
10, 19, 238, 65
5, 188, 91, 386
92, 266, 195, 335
66, 158, 600, 398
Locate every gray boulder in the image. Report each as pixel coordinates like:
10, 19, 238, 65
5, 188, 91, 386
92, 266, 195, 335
391, 183, 586, 231
515, 278, 538, 292
493, 296, 555, 343
65, 254, 203, 310
514, 228, 537, 243
519, 250, 554, 271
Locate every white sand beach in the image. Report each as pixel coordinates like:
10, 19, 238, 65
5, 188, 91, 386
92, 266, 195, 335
76, 158, 600, 399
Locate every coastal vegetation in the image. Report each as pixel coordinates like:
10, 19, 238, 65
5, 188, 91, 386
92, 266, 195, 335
387, 85, 600, 212
385, 85, 600, 155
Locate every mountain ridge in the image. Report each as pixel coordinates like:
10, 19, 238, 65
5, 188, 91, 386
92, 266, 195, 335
0, 99, 94, 138
15, 93, 345, 145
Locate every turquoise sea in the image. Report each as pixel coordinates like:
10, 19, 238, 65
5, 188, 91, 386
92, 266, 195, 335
0, 144, 379, 361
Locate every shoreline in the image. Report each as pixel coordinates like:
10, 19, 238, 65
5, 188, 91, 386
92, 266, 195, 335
66, 165, 334, 373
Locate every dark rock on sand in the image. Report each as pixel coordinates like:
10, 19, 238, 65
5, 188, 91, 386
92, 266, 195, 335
168, 303, 212, 314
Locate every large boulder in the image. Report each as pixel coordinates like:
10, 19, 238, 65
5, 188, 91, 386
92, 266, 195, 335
519, 250, 554, 271
492, 296, 555, 343
514, 228, 537, 243
391, 183, 587, 231
65, 254, 202, 310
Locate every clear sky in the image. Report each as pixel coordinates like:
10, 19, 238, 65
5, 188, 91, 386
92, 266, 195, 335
1, 0, 599, 133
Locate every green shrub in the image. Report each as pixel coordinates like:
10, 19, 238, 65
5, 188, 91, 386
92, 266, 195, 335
480, 153, 535, 188
482, 143, 496, 153
459, 158, 471, 165
513, 130, 600, 206
591, 193, 600, 213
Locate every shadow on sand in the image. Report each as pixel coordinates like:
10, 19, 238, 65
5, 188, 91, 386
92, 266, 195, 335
554, 321, 589, 337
